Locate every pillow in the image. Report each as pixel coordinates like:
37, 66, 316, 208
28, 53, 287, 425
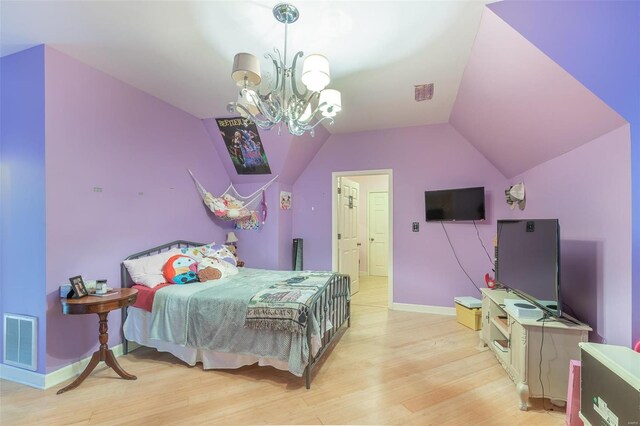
206, 243, 237, 267
123, 248, 182, 288
163, 254, 199, 284
180, 242, 237, 267
179, 245, 210, 262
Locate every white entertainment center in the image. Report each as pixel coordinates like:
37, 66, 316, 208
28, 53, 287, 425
479, 288, 592, 410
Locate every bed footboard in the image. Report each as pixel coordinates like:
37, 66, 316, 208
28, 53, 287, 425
304, 273, 351, 389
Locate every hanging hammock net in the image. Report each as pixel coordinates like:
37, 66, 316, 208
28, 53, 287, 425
188, 170, 277, 228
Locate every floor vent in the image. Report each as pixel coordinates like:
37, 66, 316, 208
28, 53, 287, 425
4, 314, 37, 371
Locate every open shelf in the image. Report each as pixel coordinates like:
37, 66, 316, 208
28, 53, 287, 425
491, 315, 509, 338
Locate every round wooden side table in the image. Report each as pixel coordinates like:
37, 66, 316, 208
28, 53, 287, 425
57, 288, 138, 395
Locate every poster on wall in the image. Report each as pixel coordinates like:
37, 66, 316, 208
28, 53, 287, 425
216, 117, 272, 175
280, 191, 292, 210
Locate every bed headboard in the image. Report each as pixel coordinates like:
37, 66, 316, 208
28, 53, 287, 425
120, 240, 205, 288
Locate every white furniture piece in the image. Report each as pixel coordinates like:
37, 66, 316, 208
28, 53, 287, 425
479, 288, 591, 410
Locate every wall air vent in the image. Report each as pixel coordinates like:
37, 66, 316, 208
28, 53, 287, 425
415, 83, 434, 101
4, 314, 37, 371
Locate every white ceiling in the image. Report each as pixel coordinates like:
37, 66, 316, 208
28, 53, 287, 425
1, 1, 490, 134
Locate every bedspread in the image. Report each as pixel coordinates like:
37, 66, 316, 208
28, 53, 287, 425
149, 268, 333, 376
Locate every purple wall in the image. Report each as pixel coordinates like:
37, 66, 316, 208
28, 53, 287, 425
0, 46, 47, 373
202, 117, 330, 185
508, 125, 631, 346
293, 123, 508, 306
232, 181, 293, 271
489, 0, 640, 349
43, 47, 229, 373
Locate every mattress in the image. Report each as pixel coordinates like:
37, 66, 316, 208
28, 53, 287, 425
124, 306, 291, 371
123, 268, 332, 376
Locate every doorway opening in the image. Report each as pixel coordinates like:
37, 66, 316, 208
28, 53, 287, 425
332, 170, 392, 308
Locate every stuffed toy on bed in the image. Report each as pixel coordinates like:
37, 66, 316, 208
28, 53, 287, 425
197, 258, 222, 282
163, 254, 198, 284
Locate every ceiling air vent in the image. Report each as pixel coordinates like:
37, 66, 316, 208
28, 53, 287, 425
415, 83, 434, 102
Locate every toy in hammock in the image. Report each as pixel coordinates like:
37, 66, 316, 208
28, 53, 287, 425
188, 170, 277, 228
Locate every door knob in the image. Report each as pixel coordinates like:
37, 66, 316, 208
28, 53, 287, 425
370, 238, 374, 242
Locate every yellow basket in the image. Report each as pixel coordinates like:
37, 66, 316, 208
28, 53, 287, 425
455, 303, 482, 330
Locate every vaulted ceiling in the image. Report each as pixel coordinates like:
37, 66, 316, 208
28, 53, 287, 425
1, 1, 627, 182
0, 0, 488, 134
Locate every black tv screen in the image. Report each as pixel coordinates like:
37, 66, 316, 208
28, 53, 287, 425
425, 187, 485, 221
496, 219, 561, 318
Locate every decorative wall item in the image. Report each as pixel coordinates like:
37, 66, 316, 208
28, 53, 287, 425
216, 117, 271, 175
505, 182, 526, 210
280, 191, 292, 210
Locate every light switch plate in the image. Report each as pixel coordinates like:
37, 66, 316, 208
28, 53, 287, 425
412, 222, 419, 232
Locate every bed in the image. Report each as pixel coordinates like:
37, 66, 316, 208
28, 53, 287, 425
120, 240, 350, 388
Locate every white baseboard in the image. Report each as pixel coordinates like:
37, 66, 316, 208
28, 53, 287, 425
0, 344, 123, 390
391, 303, 456, 316
0, 363, 46, 389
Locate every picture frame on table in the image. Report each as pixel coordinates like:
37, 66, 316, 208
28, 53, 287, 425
68, 275, 89, 299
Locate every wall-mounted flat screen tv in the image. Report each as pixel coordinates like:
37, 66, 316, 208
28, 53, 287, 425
425, 186, 485, 221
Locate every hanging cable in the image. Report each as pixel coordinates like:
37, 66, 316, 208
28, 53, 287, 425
473, 220, 494, 267
441, 221, 481, 294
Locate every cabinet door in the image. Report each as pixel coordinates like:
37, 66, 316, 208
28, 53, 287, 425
509, 320, 527, 384
481, 293, 492, 344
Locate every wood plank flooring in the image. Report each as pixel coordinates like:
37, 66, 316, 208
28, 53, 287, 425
0, 276, 565, 425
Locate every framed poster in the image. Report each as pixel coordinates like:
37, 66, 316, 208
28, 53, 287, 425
280, 191, 292, 210
216, 117, 272, 175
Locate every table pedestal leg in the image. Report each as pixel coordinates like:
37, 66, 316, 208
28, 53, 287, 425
57, 311, 136, 395
56, 351, 101, 394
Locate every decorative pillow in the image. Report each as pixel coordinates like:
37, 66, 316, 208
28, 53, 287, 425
181, 243, 237, 267
179, 245, 210, 262
123, 248, 182, 288
163, 255, 199, 284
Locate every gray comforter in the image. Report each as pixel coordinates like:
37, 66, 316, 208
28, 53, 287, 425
149, 268, 334, 376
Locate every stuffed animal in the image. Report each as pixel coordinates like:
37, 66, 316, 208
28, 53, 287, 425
203, 193, 228, 217
227, 244, 245, 267
197, 258, 222, 282
163, 255, 198, 284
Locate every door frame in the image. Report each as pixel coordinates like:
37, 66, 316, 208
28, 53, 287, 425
368, 190, 389, 276
332, 169, 393, 307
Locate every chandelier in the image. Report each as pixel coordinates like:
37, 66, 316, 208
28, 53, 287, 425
227, 3, 342, 137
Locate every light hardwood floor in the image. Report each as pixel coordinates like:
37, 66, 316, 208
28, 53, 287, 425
1, 276, 565, 425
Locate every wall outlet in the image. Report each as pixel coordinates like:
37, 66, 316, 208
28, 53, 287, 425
412, 222, 419, 232
526, 221, 535, 232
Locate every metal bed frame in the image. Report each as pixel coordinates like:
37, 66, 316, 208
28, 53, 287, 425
120, 240, 350, 389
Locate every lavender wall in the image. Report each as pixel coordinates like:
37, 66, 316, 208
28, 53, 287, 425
293, 123, 508, 306
489, 0, 640, 349
201, 117, 330, 185
233, 181, 293, 271
43, 47, 229, 373
348, 175, 389, 274
0, 46, 47, 373
507, 125, 631, 346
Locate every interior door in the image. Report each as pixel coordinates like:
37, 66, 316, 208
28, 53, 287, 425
338, 177, 360, 295
368, 191, 389, 276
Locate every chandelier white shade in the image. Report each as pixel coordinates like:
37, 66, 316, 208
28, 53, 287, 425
227, 3, 341, 136
301, 54, 330, 92
232, 53, 262, 87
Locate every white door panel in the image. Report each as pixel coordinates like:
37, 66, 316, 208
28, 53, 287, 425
338, 177, 360, 294
369, 192, 389, 277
